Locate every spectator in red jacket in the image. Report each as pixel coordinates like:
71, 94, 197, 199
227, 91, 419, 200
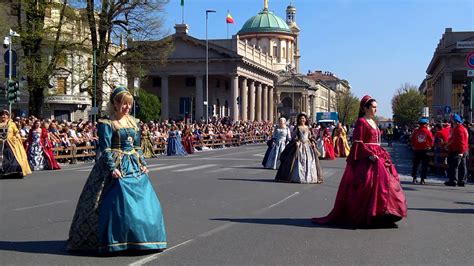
445, 114, 469, 187
411, 118, 434, 184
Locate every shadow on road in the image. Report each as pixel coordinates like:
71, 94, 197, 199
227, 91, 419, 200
455, 201, 474, 205
218, 178, 275, 183
211, 218, 316, 227
0, 240, 162, 257
408, 207, 474, 214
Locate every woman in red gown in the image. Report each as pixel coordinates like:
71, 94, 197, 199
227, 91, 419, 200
312, 95, 407, 228
322, 127, 335, 160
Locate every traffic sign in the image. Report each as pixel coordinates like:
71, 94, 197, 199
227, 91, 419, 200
4, 65, 17, 78
444, 106, 451, 114
3, 50, 18, 65
468, 69, 474, 77
467, 52, 474, 69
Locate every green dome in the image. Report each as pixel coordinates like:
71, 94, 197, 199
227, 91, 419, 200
239, 9, 292, 34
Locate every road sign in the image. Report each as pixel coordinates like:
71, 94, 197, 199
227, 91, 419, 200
467, 52, 474, 69
468, 69, 474, 77
444, 106, 451, 114
457, 41, 474, 49
3, 50, 18, 65
4, 65, 16, 78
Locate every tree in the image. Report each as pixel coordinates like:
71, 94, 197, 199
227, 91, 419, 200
81, 0, 172, 115
4, 0, 80, 116
335, 91, 359, 126
135, 88, 160, 122
392, 83, 426, 127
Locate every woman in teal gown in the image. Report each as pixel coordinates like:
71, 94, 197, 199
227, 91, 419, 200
67, 87, 166, 253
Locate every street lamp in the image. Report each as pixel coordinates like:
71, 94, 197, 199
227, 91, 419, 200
4, 29, 20, 114
205, 10, 216, 124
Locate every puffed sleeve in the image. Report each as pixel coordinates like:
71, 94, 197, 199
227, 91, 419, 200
134, 125, 147, 167
98, 120, 115, 173
346, 118, 374, 164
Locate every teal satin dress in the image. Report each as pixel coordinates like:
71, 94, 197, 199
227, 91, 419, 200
67, 118, 167, 253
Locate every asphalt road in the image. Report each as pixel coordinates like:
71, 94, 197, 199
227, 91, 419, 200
0, 143, 472, 265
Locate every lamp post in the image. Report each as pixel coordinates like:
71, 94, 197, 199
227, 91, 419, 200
286, 64, 295, 123
205, 10, 216, 125
4, 29, 20, 114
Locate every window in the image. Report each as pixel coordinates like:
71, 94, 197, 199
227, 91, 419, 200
57, 78, 66, 94
273, 46, 278, 57
152, 77, 161, 87
282, 47, 286, 59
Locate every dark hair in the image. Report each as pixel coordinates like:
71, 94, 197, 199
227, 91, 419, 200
358, 99, 377, 118
296, 113, 309, 126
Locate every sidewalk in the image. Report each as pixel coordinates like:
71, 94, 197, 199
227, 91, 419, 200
385, 141, 447, 184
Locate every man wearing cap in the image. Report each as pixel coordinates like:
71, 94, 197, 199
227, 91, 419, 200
445, 114, 469, 187
411, 118, 434, 184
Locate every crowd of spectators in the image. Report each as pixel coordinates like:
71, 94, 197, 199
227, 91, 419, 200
9, 115, 274, 166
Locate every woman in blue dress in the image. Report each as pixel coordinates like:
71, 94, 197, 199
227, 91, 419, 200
166, 124, 187, 156
262, 117, 291, 169
67, 87, 166, 253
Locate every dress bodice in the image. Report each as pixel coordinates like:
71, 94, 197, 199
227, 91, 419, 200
0, 125, 7, 140
359, 119, 380, 144
32, 131, 41, 143
168, 130, 178, 138
111, 127, 138, 151
295, 126, 311, 143
274, 127, 290, 142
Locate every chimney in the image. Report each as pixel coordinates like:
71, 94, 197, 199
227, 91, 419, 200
175, 24, 189, 35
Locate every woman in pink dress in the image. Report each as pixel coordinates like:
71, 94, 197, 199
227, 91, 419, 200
322, 127, 335, 160
312, 95, 407, 228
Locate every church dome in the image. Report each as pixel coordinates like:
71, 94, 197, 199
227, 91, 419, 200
238, 9, 292, 35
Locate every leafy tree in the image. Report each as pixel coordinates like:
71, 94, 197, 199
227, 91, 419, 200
3, 0, 81, 116
335, 91, 359, 126
392, 83, 426, 127
80, 0, 172, 115
134, 88, 160, 122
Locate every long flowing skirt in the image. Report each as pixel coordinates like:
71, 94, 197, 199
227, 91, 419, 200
262, 140, 287, 169
141, 138, 156, 158
312, 146, 407, 227
67, 153, 167, 253
334, 137, 350, 157
182, 136, 194, 154
28, 141, 47, 171
167, 137, 187, 156
275, 141, 323, 183
323, 139, 335, 160
1, 141, 23, 178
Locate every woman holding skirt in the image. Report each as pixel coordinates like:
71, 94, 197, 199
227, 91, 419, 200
275, 113, 323, 183
262, 117, 291, 169
312, 95, 407, 228
67, 87, 166, 253
333, 122, 351, 157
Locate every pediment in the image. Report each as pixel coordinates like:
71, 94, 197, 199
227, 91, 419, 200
277, 75, 312, 87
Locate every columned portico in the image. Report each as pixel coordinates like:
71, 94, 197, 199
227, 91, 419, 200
195, 75, 204, 120
231, 75, 240, 121
256, 83, 262, 121
249, 80, 256, 121
161, 75, 169, 120
262, 84, 268, 121
241, 77, 248, 121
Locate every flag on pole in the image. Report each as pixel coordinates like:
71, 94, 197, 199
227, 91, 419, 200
226, 11, 235, 24
180, 0, 184, 6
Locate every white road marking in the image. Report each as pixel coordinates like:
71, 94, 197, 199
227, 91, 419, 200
253, 192, 300, 214
13, 200, 70, 211
206, 165, 248, 173
148, 164, 189, 171
128, 239, 195, 266
173, 164, 217, 172
198, 222, 235, 238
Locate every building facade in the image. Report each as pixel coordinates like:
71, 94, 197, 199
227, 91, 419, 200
425, 28, 474, 121
131, 1, 352, 123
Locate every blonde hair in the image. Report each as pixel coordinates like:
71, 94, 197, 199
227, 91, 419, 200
106, 90, 134, 116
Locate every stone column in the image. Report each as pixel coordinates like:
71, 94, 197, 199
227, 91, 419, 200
241, 77, 248, 121
256, 83, 262, 121
443, 72, 452, 107
231, 75, 239, 121
268, 86, 274, 123
263, 84, 268, 121
195, 75, 204, 121
161, 75, 169, 120
249, 80, 256, 121
276, 92, 281, 119
310, 95, 315, 123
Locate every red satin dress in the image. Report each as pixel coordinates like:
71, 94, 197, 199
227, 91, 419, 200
312, 118, 407, 227
323, 128, 335, 160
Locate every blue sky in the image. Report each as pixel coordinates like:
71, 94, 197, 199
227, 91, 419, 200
161, 0, 474, 118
